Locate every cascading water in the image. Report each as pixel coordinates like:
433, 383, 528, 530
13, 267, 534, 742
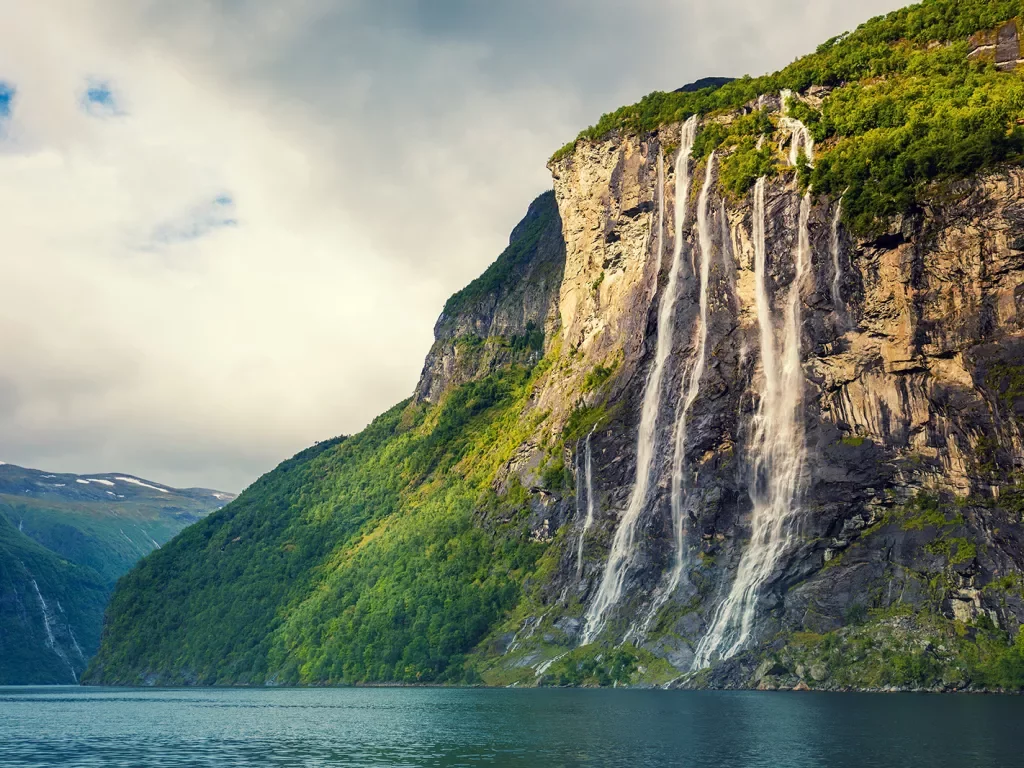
30, 577, 78, 682
649, 152, 718, 629
629, 153, 718, 644
779, 90, 815, 167
830, 200, 844, 315
576, 429, 597, 578
581, 116, 698, 645
692, 117, 814, 668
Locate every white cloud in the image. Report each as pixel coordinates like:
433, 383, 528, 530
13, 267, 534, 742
0, 0, 905, 491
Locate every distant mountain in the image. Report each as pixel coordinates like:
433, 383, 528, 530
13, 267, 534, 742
0, 463, 233, 683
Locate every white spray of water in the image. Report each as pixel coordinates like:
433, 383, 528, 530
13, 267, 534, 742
830, 200, 844, 315
536, 650, 570, 677
56, 599, 86, 660
581, 116, 699, 644
779, 90, 815, 168
507, 612, 547, 655
637, 153, 719, 640
30, 577, 78, 682
693, 126, 814, 667
576, 430, 597, 578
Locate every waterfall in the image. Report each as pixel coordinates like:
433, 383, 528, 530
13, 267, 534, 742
581, 116, 698, 644
656, 147, 666, 276
30, 577, 78, 682
630, 153, 718, 643
830, 200, 844, 315
693, 142, 814, 667
667, 153, 717, 593
576, 430, 597, 578
779, 90, 814, 168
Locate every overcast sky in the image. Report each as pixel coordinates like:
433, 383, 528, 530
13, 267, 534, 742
0, 0, 905, 492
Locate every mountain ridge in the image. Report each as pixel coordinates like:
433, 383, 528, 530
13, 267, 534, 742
87, 0, 1024, 690
0, 462, 232, 683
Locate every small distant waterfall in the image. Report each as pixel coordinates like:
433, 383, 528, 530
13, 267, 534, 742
830, 200, 844, 315
30, 577, 78, 682
693, 122, 814, 667
576, 430, 597, 578
581, 116, 698, 644
779, 90, 814, 168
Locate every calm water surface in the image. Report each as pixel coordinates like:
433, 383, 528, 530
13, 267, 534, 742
1, 686, 1023, 767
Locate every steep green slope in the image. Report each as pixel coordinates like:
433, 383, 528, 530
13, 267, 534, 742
0, 515, 107, 684
86, 193, 568, 686
0, 464, 231, 683
86, 368, 555, 685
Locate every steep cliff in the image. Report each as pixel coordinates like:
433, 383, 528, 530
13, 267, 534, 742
90, 0, 1024, 690
415, 191, 564, 403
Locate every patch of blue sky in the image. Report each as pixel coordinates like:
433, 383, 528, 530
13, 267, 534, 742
83, 80, 122, 116
151, 195, 239, 246
0, 82, 14, 118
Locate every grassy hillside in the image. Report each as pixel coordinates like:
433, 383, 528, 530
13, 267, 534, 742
86, 364, 561, 685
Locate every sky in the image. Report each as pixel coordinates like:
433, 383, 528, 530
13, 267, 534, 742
0, 0, 906, 493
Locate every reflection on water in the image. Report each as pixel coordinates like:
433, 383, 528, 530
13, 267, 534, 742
1, 686, 1022, 767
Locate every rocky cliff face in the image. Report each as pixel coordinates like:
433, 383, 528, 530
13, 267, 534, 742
478, 92, 1024, 690
415, 191, 565, 404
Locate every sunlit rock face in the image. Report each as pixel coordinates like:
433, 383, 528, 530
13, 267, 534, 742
508, 95, 1024, 688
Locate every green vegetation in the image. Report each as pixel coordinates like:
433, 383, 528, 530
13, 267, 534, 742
771, 610, 1024, 690
443, 191, 558, 317
925, 536, 977, 564
582, 358, 619, 392
552, 0, 1024, 234
0, 514, 108, 684
540, 645, 639, 687
562, 403, 614, 444
87, 361, 561, 685
510, 321, 545, 354
533, 643, 677, 687
0, 467, 223, 684
985, 362, 1024, 412
893, 493, 963, 531
0, 491, 219, 584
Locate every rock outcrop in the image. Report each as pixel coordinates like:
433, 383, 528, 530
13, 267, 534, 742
415, 191, 565, 404
484, 94, 1024, 688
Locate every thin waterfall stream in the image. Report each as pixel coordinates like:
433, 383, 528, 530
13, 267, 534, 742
581, 116, 698, 644
692, 108, 814, 667
830, 200, 844, 316
633, 152, 718, 640
576, 429, 597, 578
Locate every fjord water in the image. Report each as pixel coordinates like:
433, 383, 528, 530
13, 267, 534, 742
3, 688, 1024, 768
